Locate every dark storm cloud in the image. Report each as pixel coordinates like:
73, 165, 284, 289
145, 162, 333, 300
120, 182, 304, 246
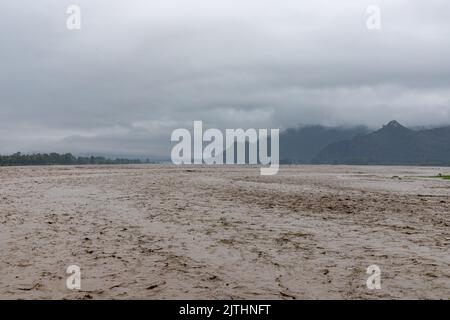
1, 0, 450, 156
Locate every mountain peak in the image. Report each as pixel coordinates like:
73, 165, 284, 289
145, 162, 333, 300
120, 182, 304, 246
379, 120, 411, 135
380, 120, 411, 133
385, 120, 403, 128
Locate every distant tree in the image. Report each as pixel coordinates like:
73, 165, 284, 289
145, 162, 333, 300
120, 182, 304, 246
0, 152, 142, 166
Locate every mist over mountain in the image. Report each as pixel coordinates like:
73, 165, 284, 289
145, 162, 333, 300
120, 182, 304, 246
280, 125, 370, 164
210, 125, 370, 164
4, 121, 450, 167
312, 121, 450, 165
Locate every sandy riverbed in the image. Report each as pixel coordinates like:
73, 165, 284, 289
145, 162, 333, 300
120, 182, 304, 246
0, 165, 449, 299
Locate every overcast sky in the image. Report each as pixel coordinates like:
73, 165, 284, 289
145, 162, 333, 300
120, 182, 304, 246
1, 0, 450, 157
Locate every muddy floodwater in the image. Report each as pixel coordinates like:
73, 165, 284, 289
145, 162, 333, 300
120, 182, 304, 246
0, 165, 449, 299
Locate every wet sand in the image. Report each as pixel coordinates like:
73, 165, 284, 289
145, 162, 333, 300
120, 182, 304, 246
0, 165, 449, 299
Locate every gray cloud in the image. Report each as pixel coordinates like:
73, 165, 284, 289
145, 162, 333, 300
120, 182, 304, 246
1, 0, 450, 156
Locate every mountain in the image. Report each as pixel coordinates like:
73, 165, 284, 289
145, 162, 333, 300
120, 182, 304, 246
280, 125, 370, 163
312, 120, 450, 165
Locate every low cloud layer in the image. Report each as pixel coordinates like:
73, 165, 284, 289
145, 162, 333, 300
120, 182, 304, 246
1, 0, 450, 157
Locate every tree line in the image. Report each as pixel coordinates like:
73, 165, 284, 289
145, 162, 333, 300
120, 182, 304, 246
0, 152, 144, 166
